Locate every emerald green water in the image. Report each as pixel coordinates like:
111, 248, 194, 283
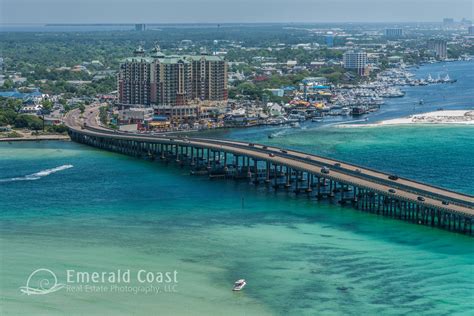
1, 124, 473, 315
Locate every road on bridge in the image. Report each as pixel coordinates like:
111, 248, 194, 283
65, 107, 474, 218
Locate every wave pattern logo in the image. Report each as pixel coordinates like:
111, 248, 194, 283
20, 269, 65, 295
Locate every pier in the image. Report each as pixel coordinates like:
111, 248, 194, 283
65, 108, 474, 236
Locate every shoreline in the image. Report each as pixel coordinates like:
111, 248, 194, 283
0, 134, 70, 142
338, 110, 474, 128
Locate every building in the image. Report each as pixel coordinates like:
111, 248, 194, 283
266, 89, 284, 97
443, 18, 454, 26
118, 46, 228, 120
384, 28, 403, 38
135, 24, 146, 31
343, 50, 368, 75
117, 47, 152, 106
469, 26, 474, 35
428, 39, 447, 60
325, 32, 334, 47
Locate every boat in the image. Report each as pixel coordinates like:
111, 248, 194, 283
341, 107, 351, 115
443, 74, 457, 83
427, 74, 435, 83
290, 122, 300, 128
351, 106, 367, 116
419, 99, 424, 105
312, 117, 323, 122
268, 134, 275, 139
233, 279, 246, 291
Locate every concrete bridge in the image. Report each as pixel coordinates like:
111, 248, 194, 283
65, 107, 474, 236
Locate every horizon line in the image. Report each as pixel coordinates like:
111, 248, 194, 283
0, 21, 460, 26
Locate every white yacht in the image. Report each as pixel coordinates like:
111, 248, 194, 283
233, 279, 246, 291
341, 107, 351, 115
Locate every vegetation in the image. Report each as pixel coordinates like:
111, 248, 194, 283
12, 114, 44, 130
46, 124, 68, 134
0, 97, 69, 133
1, 131, 23, 138
99, 106, 108, 125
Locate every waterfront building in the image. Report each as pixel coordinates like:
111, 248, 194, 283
469, 26, 474, 35
118, 46, 228, 120
384, 28, 403, 38
428, 39, 448, 60
117, 48, 152, 106
343, 50, 368, 75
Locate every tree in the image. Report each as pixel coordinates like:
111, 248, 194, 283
78, 103, 86, 114
41, 99, 53, 113
1, 79, 15, 91
13, 114, 43, 130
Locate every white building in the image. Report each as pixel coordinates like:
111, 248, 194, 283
343, 50, 368, 75
428, 40, 447, 60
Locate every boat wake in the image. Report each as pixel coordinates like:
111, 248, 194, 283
0, 165, 73, 183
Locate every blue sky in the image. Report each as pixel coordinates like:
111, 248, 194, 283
0, 0, 472, 24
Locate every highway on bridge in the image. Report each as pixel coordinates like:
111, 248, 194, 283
65, 106, 474, 219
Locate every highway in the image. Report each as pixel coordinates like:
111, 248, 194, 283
65, 107, 474, 218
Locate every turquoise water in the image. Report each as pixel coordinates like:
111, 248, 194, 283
1, 61, 474, 315
1, 124, 473, 315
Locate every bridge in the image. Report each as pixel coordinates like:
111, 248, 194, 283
65, 106, 474, 236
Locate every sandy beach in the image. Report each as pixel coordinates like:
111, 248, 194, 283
0, 133, 70, 142
340, 110, 474, 127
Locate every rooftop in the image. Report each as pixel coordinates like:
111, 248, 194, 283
122, 49, 225, 64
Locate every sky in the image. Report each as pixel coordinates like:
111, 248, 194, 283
0, 0, 472, 24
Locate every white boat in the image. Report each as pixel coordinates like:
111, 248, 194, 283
290, 122, 300, 128
233, 279, 246, 291
341, 107, 351, 115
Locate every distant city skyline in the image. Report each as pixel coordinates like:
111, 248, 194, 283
0, 0, 472, 24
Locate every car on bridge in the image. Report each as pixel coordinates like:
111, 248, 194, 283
388, 175, 399, 180
355, 169, 361, 173
321, 167, 330, 174
269, 153, 275, 157
334, 163, 341, 167
248, 143, 255, 147
280, 149, 288, 154
417, 196, 426, 202
388, 189, 396, 194
442, 201, 450, 205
